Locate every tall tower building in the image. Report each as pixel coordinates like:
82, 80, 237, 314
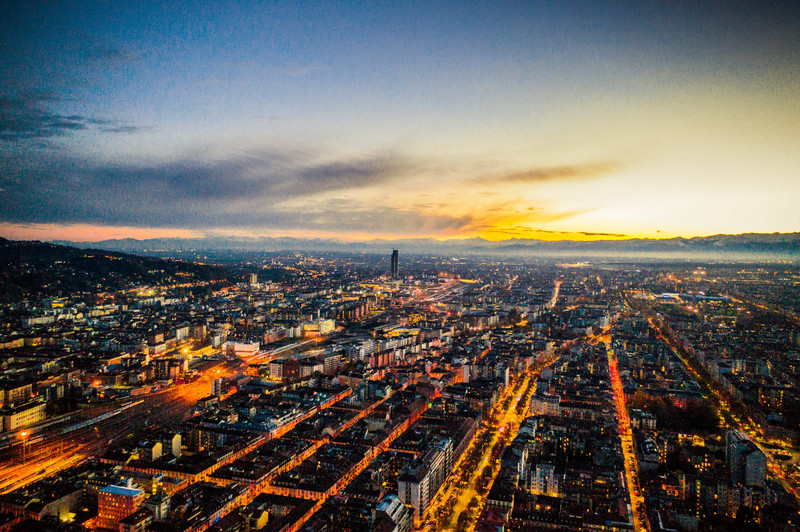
391, 249, 399, 279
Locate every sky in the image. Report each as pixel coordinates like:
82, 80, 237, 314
1, 1, 798, 243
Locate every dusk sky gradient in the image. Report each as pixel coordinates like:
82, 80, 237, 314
1, 1, 798, 242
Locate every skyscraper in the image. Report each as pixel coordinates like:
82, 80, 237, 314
391, 249, 399, 279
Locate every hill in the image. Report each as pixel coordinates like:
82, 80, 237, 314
0, 238, 232, 302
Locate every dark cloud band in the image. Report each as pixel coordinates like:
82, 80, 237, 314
0, 94, 142, 141
0, 147, 420, 232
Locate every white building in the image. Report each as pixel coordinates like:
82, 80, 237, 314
530, 462, 560, 497
398, 437, 452, 525
2, 400, 46, 432
726, 430, 767, 487
223, 342, 259, 358
375, 494, 413, 532
530, 394, 561, 417
302, 319, 335, 337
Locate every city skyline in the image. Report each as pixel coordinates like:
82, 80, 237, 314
1, 1, 799, 243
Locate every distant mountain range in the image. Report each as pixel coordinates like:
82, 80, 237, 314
53, 232, 800, 259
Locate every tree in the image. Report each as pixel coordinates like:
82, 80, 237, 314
455, 511, 470, 531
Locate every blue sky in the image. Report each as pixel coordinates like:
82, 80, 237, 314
1, 1, 798, 241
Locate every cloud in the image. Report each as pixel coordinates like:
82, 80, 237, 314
533, 229, 630, 237
457, 206, 597, 236
0, 94, 146, 141
0, 137, 624, 239
0, 147, 418, 230
288, 155, 415, 195
99, 125, 149, 134
477, 162, 620, 185
261, 205, 473, 235
575, 230, 628, 237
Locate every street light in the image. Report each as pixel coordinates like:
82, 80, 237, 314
20, 431, 28, 462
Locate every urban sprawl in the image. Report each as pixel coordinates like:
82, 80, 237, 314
1, 249, 799, 532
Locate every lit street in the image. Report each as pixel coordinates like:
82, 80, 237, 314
422, 353, 557, 531
606, 339, 650, 532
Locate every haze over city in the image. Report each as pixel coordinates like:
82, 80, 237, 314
1, 1, 799, 244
